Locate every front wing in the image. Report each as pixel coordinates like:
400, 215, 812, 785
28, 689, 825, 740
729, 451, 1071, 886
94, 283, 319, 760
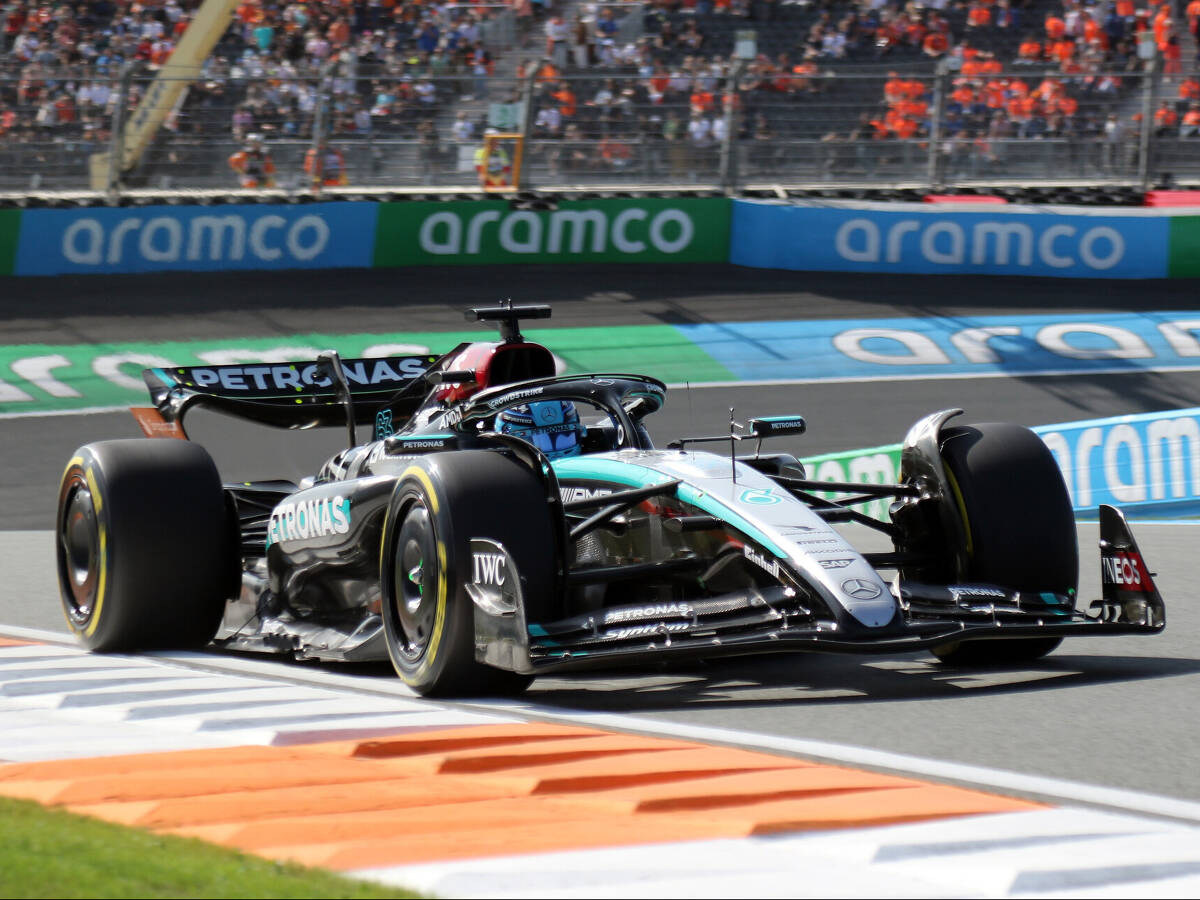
470, 504, 1165, 675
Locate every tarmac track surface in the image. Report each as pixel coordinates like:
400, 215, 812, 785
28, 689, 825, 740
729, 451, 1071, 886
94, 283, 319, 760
2, 265, 1200, 815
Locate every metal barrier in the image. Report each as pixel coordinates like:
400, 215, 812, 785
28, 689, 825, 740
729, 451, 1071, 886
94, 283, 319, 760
0, 60, 1195, 196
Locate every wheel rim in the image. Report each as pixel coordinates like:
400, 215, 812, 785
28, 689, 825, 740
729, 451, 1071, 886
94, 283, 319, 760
58, 473, 99, 627
391, 500, 439, 662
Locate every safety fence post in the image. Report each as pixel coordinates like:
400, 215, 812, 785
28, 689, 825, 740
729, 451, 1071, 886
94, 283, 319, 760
1137, 57, 1161, 191
308, 57, 337, 194
105, 62, 135, 200
719, 60, 744, 194
516, 59, 542, 191
926, 57, 954, 192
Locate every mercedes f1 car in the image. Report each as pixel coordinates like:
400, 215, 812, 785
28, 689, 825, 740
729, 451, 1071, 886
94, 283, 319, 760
56, 304, 1166, 695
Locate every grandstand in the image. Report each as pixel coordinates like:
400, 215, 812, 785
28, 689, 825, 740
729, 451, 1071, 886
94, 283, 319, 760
0, 0, 1195, 192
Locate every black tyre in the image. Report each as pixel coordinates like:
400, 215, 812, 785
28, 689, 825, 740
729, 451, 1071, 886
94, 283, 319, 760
379, 450, 555, 697
930, 422, 1076, 666
56, 440, 236, 652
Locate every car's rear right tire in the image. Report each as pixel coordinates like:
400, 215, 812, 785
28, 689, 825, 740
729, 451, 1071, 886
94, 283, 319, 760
929, 422, 1076, 666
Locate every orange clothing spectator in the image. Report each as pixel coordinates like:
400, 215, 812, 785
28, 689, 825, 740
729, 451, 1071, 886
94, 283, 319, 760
1156, 103, 1179, 128
884, 72, 906, 104
1018, 39, 1042, 61
967, 3, 991, 27
951, 84, 976, 106
229, 137, 277, 188
1180, 78, 1200, 101
689, 88, 715, 112
1050, 39, 1076, 63
962, 59, 986, 76
983, 80, 1007, 108
327, 17, 350, 47
1052, 95, 1079, 117
304, 146, 347, 188
1188, 0, 1200, 35
551, 84, 577, 118
1116, 0, 1135, 17
1164, 36, 1182, 73
922, 31, 948, 55
1045, 14, 1066, 40
891, 116, 920, 139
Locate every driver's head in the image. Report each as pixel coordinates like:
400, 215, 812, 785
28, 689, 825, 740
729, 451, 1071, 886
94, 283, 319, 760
497, 400, 584, 460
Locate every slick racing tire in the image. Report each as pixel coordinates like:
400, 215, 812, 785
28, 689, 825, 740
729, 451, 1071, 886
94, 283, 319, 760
930, 422, 1077, 666
56, 440, 236, 652
380, 450, 555, 697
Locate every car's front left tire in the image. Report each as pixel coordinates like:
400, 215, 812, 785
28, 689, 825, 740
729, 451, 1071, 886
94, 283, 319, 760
379, 450, 555, 697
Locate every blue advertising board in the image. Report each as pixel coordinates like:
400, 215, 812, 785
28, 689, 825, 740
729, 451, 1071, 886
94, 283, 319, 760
730, 201, 1169, 279
15, 202, 378, 275
1034, 409, 1200, 518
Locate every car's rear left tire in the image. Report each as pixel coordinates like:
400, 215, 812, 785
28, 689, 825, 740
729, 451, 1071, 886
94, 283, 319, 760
55, 440, 236, 652
379, 450, 555, 697
930, 422, 1076, 666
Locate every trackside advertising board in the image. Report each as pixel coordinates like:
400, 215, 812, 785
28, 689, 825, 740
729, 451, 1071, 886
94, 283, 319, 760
1168, 215, 1200, 278
805, 407, 1200, 520
372, 198, 731, 266
0, 209, 19, 275
730, 200, 1170, 279
14, 203, 378, 275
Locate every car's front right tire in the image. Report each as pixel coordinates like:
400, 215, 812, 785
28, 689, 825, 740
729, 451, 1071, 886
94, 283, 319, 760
929, 422, 1077, 666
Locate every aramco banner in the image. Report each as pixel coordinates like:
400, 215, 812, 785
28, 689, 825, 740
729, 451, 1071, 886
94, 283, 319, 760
805, 407, 1200, 520
372, 198, 731, 266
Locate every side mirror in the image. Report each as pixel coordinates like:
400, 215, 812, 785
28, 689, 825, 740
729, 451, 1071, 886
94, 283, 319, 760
748, 416, 807, 438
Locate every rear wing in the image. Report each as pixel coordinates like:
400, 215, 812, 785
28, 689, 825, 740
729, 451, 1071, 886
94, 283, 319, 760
138, 354, 443, 435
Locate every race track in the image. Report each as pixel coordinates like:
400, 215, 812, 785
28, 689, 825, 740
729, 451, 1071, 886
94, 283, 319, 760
3, 264, 1200, 843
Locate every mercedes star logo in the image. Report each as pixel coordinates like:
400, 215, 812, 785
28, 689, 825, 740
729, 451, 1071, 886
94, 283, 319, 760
842, 578, 882, 600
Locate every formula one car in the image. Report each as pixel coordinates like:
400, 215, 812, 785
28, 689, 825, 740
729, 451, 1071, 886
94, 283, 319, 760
56, 304, 1166, 695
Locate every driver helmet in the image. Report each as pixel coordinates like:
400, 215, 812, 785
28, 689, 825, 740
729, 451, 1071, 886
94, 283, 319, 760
497, 400, 584, 460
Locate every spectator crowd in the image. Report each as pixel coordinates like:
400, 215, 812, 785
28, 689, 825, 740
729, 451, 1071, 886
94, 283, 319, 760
0, 0, 1198, 186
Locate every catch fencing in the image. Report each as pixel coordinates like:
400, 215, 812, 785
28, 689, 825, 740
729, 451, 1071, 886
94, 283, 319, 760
1, 61, 1195, 196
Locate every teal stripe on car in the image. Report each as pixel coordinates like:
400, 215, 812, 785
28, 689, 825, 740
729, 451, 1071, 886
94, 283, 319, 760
552, 456, 787, 557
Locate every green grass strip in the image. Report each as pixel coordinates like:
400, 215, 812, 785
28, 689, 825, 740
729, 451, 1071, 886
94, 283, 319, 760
0, 795, 418, 899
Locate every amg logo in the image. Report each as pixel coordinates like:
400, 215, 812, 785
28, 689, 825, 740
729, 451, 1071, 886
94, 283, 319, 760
743, 545, 781, 578
1102, 552, 1147, 590
604, 603, 693, 624
472, 552, 507, 586
603, 622, 691, 640
560, 486, 612, 503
